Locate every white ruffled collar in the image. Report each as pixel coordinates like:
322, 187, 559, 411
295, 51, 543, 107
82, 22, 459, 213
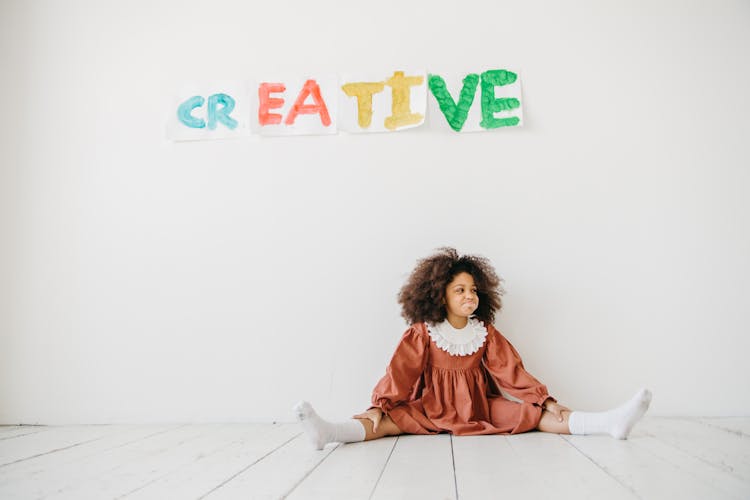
426, 317, 488, 356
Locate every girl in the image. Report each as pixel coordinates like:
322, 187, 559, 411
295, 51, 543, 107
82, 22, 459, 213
295, 248, 651, 449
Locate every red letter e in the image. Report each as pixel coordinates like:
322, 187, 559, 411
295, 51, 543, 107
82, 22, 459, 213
258, 83, 286, 125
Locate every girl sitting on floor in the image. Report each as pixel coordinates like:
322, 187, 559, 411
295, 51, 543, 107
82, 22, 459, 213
295, 247, 651, 449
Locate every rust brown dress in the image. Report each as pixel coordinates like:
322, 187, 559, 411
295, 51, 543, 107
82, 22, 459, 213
371, 321, 554, 435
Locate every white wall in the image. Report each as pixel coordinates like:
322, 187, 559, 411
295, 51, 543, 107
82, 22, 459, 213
1, 0, 749, 424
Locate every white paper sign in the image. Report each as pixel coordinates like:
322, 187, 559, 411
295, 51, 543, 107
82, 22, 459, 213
426, 69, 523, 132
167, 82, 249, 141
339, 70, 427, 133
249, 76, 338, 136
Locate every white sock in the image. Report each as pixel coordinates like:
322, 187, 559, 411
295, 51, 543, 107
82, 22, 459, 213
568, 388, 652, 439
293, 401, 366, 450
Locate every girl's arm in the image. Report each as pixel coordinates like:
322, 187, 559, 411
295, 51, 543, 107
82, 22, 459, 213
483, 324, 555, 408
371, 325, 429, 412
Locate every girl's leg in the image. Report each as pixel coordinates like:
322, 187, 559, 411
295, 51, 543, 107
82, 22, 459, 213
537, 388, 652, 439
294, 401, 403, 450
354, 414, 403, 441
537, 408, 572, 434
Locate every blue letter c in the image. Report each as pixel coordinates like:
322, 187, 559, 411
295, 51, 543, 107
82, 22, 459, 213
177, 96, 206, 129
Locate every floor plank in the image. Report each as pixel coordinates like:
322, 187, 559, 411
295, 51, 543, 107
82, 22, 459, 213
44, 424, 262, 499
205, 433, 336, 499
0, 419, 747, 499
1, 424, 209, 499
123, 424, 299, 500
370, 434, 455, 500
286, 436, 397, 499
0, 425, 129, 467
564, 431, 749, 499
0, 425, 177, 498
633, 433, 749, 499
698, 417, 750, 437
0, 426, 49, 441
453, 432, 635, 499
640, 417, 750, 482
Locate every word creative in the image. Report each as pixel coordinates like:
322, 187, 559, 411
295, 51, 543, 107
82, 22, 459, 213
167, 69, 523, 140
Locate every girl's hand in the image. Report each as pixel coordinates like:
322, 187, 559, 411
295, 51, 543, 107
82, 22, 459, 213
353, 407, 384, 432
543, 401, 571, 422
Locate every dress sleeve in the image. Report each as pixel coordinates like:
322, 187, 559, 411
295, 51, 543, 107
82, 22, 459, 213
371, 325, 429, 413
483, 324, 555, 407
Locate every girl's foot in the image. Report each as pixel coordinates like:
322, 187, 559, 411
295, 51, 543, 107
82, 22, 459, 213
568, 388, 652, 439
293, 401, 366, 449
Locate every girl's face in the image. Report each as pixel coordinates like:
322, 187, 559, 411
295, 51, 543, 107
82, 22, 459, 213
444, 272, 479, 326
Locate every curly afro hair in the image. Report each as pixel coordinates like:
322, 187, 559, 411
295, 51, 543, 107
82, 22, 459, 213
398, 247, 504, 325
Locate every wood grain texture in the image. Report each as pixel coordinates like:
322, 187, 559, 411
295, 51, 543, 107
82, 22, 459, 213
0, 418, 747, 499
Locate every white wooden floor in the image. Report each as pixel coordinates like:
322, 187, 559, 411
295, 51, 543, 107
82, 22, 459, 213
0, 417, 748, 499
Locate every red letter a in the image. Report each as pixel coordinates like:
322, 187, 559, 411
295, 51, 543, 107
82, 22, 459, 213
284, 79, 332, 126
